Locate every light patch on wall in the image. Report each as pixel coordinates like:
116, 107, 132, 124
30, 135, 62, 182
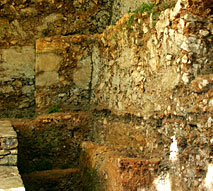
0, 187, 25, 191
169, 135, 178, 162
204, 163, 213, 190
154, 173, 171, 191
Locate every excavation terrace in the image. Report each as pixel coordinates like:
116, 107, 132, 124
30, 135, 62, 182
0, 0, 212, 191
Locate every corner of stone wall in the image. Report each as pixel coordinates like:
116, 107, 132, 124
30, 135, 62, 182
35, 35, 101, 113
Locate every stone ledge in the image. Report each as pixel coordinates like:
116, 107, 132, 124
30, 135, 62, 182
0, 121, 17, 138
0, 166, 25, 191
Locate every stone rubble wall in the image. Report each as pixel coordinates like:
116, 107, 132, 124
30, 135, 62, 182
0, 46, 35, 117
92, 0, 213, 120
34, 0, 213, 118
88, 0, 213, 190
0, 0, 113, 117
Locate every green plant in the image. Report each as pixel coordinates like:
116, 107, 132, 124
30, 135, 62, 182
48, 104, 60, 113
124, 2, 157, 30
123, 1, 175, 30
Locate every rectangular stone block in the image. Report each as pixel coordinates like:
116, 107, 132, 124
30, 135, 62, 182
0, 121, 17, 138
0, 154, 17, 166
0, 46, 35, 79
36, 53, 62, 73
36, 71, 59, 87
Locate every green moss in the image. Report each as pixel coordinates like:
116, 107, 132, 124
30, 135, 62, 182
124, 2, 157, 30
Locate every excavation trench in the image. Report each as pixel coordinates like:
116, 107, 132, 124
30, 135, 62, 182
12, 112, 102, 191
3, 109, 213, 191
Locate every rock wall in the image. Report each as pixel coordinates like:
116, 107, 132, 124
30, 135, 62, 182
0, 46, 35, 117
92, 0, 213, 120
0, 0, 113, 117
88, 0, 213, 190
33, 0, 213, 118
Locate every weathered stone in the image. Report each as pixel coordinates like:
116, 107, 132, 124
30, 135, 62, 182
155, 9, 170, 39
199, 30, 209, 37
0, 46, 35, 79
0, 121, 17, 138
0, 120, 23, 189
21, 86, 34, 95
191, 74, 213, 93
73, 56, 92, 89
36, 71, 59, 87
0, 121, 18, 166
20, 7, 38, 16
0, 46, 35, 117
0, 166, 25, 191
0, 155, 17, 166
91, 46, 101, 89
161, 67, 180, 90
0, 150, 10, 156
36, 53, 62, 73
0, 86, 14, 94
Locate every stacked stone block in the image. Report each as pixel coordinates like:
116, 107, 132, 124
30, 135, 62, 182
0, 120, 25, 191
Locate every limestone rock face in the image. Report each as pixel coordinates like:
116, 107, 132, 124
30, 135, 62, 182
91, 0, 213, 120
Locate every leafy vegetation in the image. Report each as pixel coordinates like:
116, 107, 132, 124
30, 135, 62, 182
123, 1, 176, 30
48, 104, 60, 113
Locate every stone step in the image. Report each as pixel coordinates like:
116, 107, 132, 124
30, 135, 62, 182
0, 165, 25, 191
